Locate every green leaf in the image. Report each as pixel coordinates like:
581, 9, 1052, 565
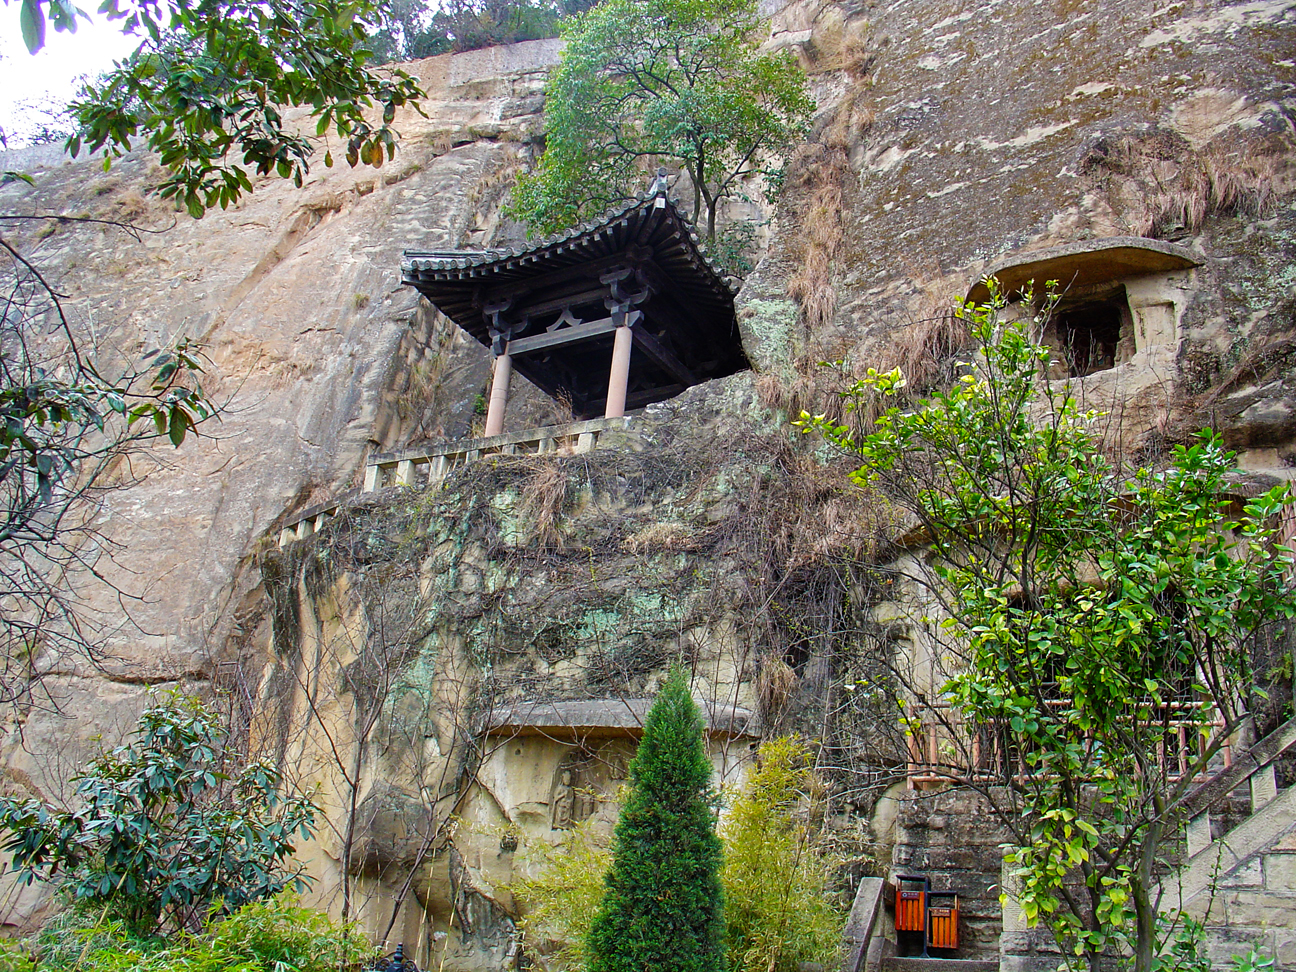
19, 0, 46, 52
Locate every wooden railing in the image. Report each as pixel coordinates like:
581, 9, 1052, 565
362, 416, 627, 492
278, 417, 629, 547
906, 701, 1231, 789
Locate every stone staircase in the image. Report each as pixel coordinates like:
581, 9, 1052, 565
1159, 716, 1296, 966
841, 878, 1000, 972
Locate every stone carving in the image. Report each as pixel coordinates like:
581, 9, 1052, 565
550, 750, 605, 829
550, 769, 577, 830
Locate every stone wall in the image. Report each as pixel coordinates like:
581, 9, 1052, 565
892, 789, 1011, 961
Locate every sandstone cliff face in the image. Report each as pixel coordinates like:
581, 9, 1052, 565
0, 38, 561, 795
1, 0, 1294, 965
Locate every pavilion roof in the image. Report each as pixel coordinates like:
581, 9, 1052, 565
400, 179, 748, 417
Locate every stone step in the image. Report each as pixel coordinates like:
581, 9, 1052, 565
881, 959, 998, 972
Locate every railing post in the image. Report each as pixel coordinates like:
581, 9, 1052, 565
364, 463, 381, 492
1185, 811, 1212, 858
396, 459, 416, 487
1250, 762, 1278, 809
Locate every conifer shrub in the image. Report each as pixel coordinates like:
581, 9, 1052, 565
585, 667, 727, 972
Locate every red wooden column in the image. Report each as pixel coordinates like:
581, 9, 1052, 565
484, 351, 512, 436
604, 323, 633, 418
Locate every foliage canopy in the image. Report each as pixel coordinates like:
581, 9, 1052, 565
7, 0, 423, 218
369, 0, 595, 63
585, 667, 726, 972
805, 281, 1296, 972
508, 0, 812, 240
0, 692, 316, 934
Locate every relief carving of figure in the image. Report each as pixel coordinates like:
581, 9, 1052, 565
551, 770, 576, 830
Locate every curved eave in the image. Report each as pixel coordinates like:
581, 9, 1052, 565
967, 237, 1202, 304
401, 192, 737, 353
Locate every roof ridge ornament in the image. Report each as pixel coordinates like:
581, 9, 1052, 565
651, 166, 669, 207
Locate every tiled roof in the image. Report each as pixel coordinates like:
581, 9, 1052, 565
403, 180, 737, 295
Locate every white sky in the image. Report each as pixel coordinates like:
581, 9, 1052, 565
0, 11, 141, 146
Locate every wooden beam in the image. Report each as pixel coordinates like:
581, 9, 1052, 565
584, 384, 685, 416
631, 326, 697, 386
517, 286, 611, 322
507, 311, 641, 356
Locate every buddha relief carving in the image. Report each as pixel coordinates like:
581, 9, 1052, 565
549, 749, 601, 830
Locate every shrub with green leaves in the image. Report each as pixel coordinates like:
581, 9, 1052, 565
721, 738, 842, 972
36, 893, 369, 972
517, 734, 843, 972
514, 820, 611, 971
586, 668, 726, 972
0, 692, 316, 935
804, 279, 1296, 972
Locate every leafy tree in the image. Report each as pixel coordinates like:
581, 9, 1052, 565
0, 692, 317, 934
369, 0, 597, 63
508, 0, 813, 240
586, 667, 726, 972
804, 282, 1296, 972
7, 0, 423, 217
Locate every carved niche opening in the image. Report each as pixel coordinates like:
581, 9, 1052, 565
965, 237, 1201, 381
548, 742, 633, 830
1051, 285, 1135, 378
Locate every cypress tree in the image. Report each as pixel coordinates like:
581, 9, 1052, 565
586, 668, 726, 972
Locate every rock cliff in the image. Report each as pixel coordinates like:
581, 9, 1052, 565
1, 0, 1294, 966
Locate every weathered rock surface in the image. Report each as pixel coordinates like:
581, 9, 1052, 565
1, 0, 1294, 966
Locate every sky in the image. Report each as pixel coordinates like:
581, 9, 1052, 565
0, 11, 141, 147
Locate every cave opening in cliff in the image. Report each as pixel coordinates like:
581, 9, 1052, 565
1055, 290, 1131, 378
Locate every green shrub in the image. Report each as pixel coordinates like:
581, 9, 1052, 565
36, 894, 369, 971
516, 732, 844, 972
721, 738, 842, 972
515, 820, 611, 971
0, 940, 34, 972
0, 692, 316, 935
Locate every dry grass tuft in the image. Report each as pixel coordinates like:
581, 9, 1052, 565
518, 457, 569, 547
756, 654, 798, 724
1083, 130, 1290, 238
785, 141, 847, 332
622, 521, 695, 554
784, 53, 875, 334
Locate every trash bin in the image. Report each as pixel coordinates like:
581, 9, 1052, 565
895, 876, 927, 933
927, 891, 959, 950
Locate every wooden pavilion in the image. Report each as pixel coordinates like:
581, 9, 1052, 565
401, 172, 749, 434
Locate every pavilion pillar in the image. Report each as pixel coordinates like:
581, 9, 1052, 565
605, 324, 634, 418
484, 352, 512, 437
